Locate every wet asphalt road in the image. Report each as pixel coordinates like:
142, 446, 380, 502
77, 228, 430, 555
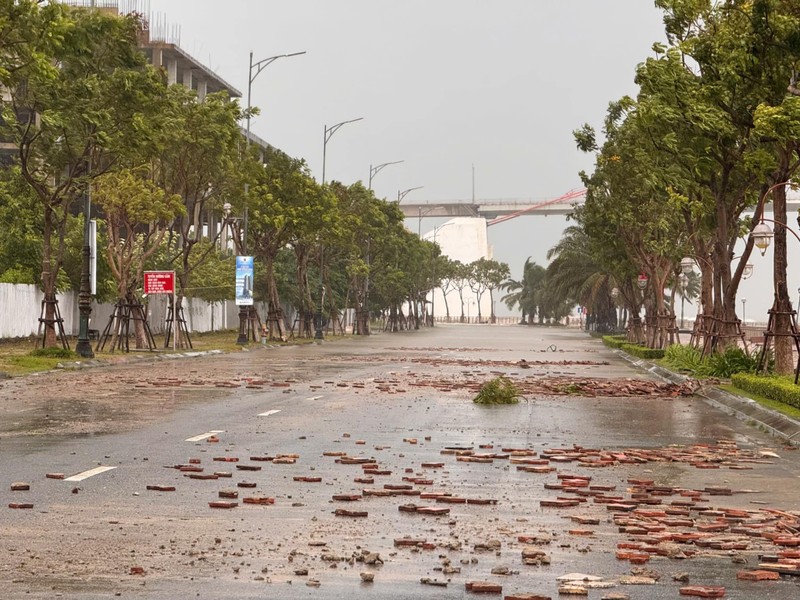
1, 324, 799, 599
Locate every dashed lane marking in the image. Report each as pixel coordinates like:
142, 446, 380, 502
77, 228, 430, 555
306, 395, 323, 401
185, 430, 225, 442
64, 466, 116, 482
258, 409, 281, 417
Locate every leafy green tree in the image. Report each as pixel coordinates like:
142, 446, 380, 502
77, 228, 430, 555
158, 87, 244, 346
93, 168, 184, 349
2, 6, 166, 346
434, 256, 460, 322
0, 166, 41, 284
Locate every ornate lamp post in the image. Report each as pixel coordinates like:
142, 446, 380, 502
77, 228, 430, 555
75, 161, 94, 358
678, 274, 688, 330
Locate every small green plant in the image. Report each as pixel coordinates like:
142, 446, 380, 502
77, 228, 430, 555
706, 346, 758, 378
664, 344, 708, 375
473, 376, 520, 404
29, 347, 76, 359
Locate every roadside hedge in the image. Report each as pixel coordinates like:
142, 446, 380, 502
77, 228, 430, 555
601, 335, 665, 360
602, 335, 627, 349
731, 373, 800, 410
620, 344, 665, 360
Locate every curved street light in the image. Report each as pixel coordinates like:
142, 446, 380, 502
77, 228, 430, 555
398, 185, 424, 203
322, 117, 364, 185
368, 160, 403, 191
244, 50, 306, 252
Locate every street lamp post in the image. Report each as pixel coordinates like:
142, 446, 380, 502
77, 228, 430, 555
368, 160, 403, 191
75, 159, 94, 358
244, 50, 306, 250
741, 298, 746, 325
678, 274, 688, 330
240, 50, 305, 345
396, 185, 423, 202
322, 117, 364, 185
315, 117, 363, 340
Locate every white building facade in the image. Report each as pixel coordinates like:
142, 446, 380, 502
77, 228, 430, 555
421, 217, 493, 322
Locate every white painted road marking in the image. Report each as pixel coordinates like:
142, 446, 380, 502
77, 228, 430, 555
64, 466, 116, 482
258, 409, 281, 417
185, 430, 225, 442
306, 395, 323, 401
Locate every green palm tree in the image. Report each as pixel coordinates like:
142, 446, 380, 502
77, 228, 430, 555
500, 258, 545, 323
546, 225, 619, 330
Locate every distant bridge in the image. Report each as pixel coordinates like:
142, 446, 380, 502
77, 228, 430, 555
399, 189, 586, 227
401, 188, 800, 230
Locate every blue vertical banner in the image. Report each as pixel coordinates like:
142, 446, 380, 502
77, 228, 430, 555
235, 256, 254, 306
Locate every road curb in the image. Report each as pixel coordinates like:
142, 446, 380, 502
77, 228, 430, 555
55, 349, 225, 371
614, 349, 800, 447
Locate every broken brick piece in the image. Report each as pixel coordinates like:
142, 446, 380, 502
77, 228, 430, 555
8, 503, 34, 509
208, 501, 238, 509
332, 494, 361, 501
10, 482, 30, 491
465, 580, 502, 593
45, 473, 65, 480
416, 506, 451, 515
243, 496, 275, 505
335, 509, 368, 517
395, 538, 427, 546
737, 570, 780, 581
679, 586, 725, 598
146, 485, 176, 492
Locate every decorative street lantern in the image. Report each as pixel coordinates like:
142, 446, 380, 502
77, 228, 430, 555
742, 263, 753, 279
751, 222, 774, 255
680, 256, 695, 275
611, 287, 619, 298
637, 273, 649, 290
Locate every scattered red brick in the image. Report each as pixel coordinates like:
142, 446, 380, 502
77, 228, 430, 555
679, 586, 726, 598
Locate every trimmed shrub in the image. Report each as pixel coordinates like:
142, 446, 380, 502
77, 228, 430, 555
620, 343, 665, 360
474, 376, 520, 404
29, 347, 76, 359
731, 373, 800, 410
602, 335, 627, 349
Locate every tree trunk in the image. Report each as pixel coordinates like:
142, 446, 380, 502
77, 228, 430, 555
265, 254, 287, 340
772, 169, 794, 374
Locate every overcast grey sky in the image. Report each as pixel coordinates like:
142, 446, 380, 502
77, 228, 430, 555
145, 1, 724, 316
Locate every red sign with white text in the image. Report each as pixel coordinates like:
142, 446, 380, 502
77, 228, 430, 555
143, 271, 175, 295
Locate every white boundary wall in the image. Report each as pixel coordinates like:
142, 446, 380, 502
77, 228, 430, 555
0, 283, 264, 339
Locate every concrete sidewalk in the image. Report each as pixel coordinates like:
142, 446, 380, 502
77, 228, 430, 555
617, 349, 800, 446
